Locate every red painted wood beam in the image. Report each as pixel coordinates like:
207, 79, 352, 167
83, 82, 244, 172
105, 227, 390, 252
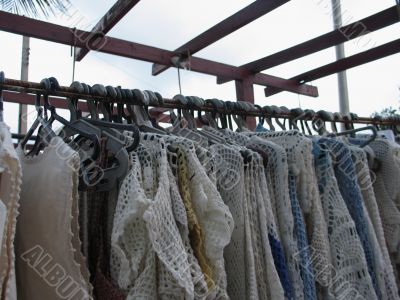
75, 0, 142, 61
218, 5, 400, 84
0, 10, 317, 97
235, 77, 256, 130
265, 38, 400, 96
151, 0, 289, 76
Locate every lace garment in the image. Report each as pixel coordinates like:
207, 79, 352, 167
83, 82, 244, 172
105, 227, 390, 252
351, 146, 399, 299
111, 134, 194, 299
319, 138, 381, 299
165, 136, 234, 299
313, 140, 378, 300
247, 131, 331, 290
369, 140, 400, 258
176, 146, 214, 289
215, 128, 296, 300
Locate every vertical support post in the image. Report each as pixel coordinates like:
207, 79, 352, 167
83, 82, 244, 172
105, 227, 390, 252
331, 0, 350, 130
235, 77, 256, 130
18, 36, 30, 135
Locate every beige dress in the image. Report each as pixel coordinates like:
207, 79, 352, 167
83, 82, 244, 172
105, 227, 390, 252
16, 137, 92, 300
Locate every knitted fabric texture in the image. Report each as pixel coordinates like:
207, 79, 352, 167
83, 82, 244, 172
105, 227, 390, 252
219, 129, 303, 300
111, 134, 194, 299
369, 140, 400, 258
351, 146, 399, 300
176, 146, 215, 290
313, 140, 378, 300
165, 136, 234, 299
246, 130, 331, 289
288, 172, 317, 300
166, 159, 210, 299
208, 144, 249, 300
319, 137, 380, 299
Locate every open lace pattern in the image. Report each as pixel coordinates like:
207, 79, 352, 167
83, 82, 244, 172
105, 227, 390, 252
313, 140, 378, 299
351, 146, 400, 300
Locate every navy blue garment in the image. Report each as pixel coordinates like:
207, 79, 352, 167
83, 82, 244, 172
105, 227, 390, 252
288, 172, 317, 300
318, 138, 381, 300
268, 234, 295, 300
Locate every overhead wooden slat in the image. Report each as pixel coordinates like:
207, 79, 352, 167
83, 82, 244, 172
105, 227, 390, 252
218, 5, 400, 84
0, 10, 318, 97
75, 0, 141, 61
264, 38, 400, 96
151, 0, 290, 76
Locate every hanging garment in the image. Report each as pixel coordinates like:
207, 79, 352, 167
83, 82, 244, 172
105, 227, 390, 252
351, 145, 399, 300
175, 146, 215, 290
166, 157, 210, 299
166, 136, 234, 299
208, 144, 252, 300
313, 139, 378, 300
111, 134, 194, 299
15, 136, 92, 300
216, 128, 296, 300
248, 131, 331, 294
369, 139, 400, 260
319, 137, 381, 299
209, 143, 284, 300
0, 122, 22, 300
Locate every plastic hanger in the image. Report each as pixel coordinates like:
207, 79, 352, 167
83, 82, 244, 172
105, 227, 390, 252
328, 125, 377, 148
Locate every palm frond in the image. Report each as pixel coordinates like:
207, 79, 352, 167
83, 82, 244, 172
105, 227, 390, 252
0, 0, 70, 18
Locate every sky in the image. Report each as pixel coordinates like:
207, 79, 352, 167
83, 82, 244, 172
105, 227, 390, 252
0, 0, 399, 132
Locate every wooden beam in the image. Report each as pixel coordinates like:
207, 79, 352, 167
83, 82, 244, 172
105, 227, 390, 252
152, 0, 289, 76
75, 0, 141, 61
218, 5, 400, 84
235, 77, 256, 130
0, 10, 317, 97
265, 38, 400, 96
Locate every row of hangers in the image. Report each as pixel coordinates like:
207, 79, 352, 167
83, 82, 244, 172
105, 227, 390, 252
0, 73, 392, 186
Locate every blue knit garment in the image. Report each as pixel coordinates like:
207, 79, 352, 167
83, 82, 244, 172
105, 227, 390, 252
288, 172, 317, 300
256, 123, 269, 132
268, 234, 295, 300
318, 138, 381, 300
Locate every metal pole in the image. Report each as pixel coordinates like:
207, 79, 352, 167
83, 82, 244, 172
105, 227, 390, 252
331, 0, 350, 119
18, 36, 30, 134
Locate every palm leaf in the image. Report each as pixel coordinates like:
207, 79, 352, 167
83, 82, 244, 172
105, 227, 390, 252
0, 0, 70, 18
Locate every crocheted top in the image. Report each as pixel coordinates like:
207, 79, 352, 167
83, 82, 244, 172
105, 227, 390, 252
318, 137, 380, 299
369, 140, 400, 258
313, 140, 378, 299
351, 146, 399, 300
246, 131, 331, 289
204, 127, 295, 299
165, 135, 234, 299
111, 134, 194, 299
288, 172, 317, 300
176, 146, 215, 289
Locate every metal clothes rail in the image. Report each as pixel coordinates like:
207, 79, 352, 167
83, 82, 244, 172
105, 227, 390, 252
1, 77, 400, 126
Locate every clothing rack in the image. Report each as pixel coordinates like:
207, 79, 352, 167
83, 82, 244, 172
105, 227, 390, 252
1, 76, 400, 127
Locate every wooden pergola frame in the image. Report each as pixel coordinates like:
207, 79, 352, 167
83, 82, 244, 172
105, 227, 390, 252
0, 0, 399, 125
